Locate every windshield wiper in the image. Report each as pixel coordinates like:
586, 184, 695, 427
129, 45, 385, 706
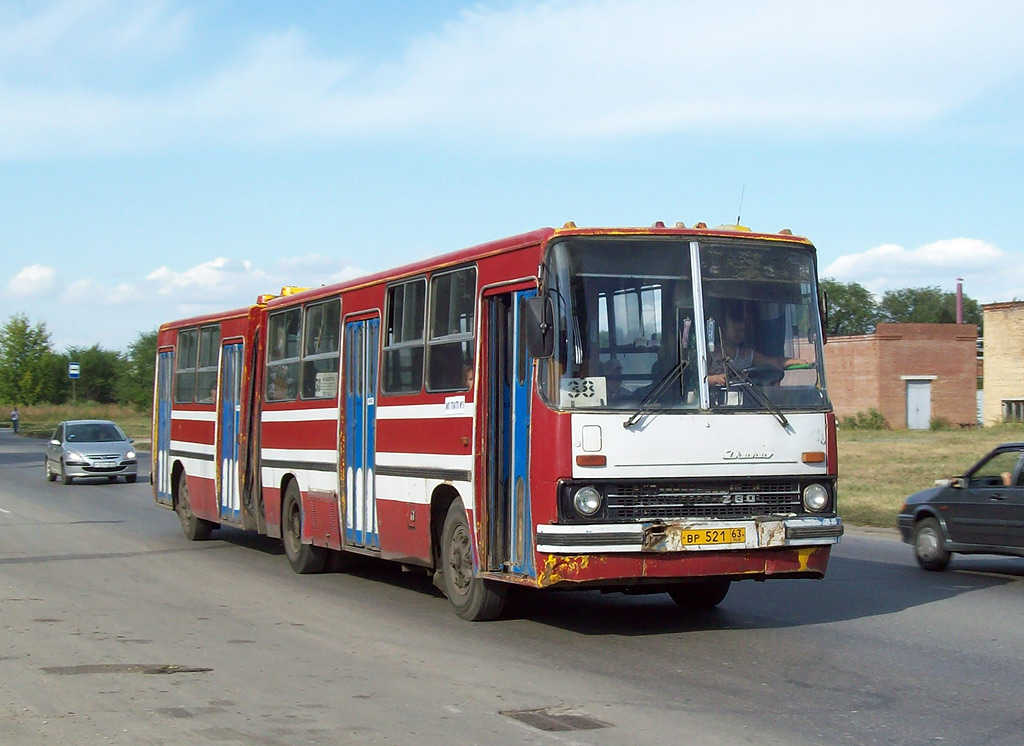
624, 316, 692, 429
623, 361, 686, 429
720, 358, 790, 429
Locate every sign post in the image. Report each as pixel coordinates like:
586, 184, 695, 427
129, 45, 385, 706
68, 362, 80, 404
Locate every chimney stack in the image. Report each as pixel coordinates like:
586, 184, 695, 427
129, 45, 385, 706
956, 278, 964, 324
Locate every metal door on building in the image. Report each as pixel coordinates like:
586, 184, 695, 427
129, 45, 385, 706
906, 380, 932, 430
344, 317, 380, 550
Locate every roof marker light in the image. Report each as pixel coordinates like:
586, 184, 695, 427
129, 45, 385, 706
652, 221, 665, 228
675, 222, 686, 228
694, 221, 708, 229
779, 228, 793, 235
563, 221, 577, 229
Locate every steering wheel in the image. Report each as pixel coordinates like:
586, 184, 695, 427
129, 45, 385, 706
742, 366, 785, 386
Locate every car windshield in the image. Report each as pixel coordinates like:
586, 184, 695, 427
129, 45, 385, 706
538, 235, 829, 413
66, 423, 125, 443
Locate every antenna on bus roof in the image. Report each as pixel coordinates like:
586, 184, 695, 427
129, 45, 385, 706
736, 184, 746, 226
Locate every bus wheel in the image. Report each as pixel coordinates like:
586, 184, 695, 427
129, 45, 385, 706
281, 481, 327, 574
440, 501, 507, 621
668, 579, 731, 610
176, 472, 213, 541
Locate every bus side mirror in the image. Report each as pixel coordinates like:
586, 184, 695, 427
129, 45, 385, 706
524, 295, 554, 359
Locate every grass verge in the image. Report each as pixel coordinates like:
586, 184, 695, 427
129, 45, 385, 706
5, 403, 151, 449
838, 423, 1024, 528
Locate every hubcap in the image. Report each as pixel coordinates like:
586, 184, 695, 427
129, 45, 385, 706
448, 524, 473, 595
916, 528, 939, 560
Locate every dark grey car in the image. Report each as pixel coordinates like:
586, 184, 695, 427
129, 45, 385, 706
44, 419, 139, 485
897, 442, 1024, 570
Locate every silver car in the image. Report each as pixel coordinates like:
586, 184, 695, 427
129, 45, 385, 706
44, 419, 138, 485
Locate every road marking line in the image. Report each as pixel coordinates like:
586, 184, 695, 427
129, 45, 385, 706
0, 507, 10, 514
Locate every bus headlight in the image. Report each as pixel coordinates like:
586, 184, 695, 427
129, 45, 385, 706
573, 486, 603, 517
803, 483, 829, 512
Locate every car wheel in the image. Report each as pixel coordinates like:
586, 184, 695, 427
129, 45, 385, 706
61, 461, 73, 486
668, 579, 731, 610
176, 471, 214, 541
125, 474, 137, 484
439, 500, 507, 621
913, 517, 951, 571
281, 480, 327, 574
44, 458, 57, 482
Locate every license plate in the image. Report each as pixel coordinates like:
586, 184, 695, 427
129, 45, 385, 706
680, 527, 746, 546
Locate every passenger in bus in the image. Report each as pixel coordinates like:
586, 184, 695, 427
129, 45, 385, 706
463, 365, 474, 389
707, 305, 809, 386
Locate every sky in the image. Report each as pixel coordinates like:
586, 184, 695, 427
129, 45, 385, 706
2, 0, 1023, 351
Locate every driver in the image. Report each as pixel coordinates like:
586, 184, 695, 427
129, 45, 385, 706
707, 305, 809, 386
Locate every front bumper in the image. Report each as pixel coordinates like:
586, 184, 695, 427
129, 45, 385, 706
535, 516, 843, 554
64, 461, 138, 478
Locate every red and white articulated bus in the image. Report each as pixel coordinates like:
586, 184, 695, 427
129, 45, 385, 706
153, 222, 843, 620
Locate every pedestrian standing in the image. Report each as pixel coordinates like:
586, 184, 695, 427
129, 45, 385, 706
10, 406, 19, 434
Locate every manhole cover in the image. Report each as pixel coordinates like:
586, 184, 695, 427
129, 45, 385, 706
502, 707, 611, 732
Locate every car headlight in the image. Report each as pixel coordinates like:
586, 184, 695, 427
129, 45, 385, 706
803, 483, 829, 512
572, 486, 603, 517
65, 451, 86, 465
126, 451, 136, 460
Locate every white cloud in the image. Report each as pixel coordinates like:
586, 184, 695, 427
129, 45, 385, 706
822, 238, 1024, 304
2, 0, 1024, 157
7, 264, 56, 297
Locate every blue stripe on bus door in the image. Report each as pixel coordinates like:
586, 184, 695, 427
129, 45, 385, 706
155, 350, 174, 506
508, 289, 535, 576
344, 318, 379, 550
218, 342, 243, 522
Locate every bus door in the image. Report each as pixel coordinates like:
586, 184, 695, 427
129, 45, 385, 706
344, 317, 380, 551
484, 289, 535, 576
155, 350, 174, 507
217, 341, 244, 522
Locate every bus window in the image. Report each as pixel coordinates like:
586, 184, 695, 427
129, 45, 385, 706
267, 308, 301, 402
383, 279, 426, 394
427, 267, 476, 392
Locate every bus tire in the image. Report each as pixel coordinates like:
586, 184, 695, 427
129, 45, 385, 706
176, 471, 214, 541
668, 579, 731, 610
281, 481, 327, 574
439, 501, 507, 621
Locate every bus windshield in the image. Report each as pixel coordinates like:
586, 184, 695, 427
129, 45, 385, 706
539, 236, 829, 413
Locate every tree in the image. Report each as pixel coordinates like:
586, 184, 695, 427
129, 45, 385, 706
64, 344, 123, 404
819, 279, 879, 337
0, 314, 55, 405
878, 286, 982, 327
117, 330, 158, 410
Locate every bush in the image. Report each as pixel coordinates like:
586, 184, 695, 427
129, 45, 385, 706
840, 408, 889, 430
929, 416, 953, 431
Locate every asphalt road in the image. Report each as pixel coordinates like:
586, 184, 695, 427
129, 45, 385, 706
1, 427, 1022, 746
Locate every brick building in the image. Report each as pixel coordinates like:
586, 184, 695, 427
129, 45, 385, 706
824, 323, 978, 429
981, 301, 1024, 425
